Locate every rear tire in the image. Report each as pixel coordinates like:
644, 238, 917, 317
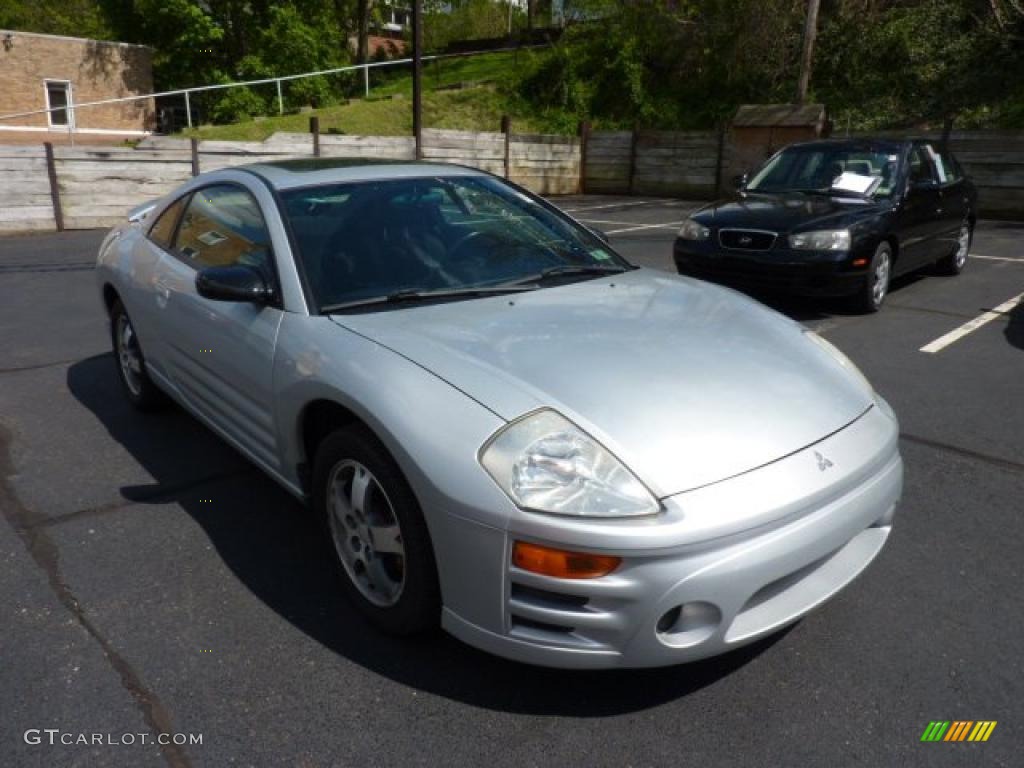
110, 299, 166, 411
936, 221, 971, 276
853, 242, 892, 314
312, 424, 440, 635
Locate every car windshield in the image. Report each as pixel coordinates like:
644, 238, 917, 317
280, 175, 630, 311
746, 146, 900, 198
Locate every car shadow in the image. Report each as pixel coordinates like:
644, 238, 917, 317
1005, 299, 1024, 351
694, 273, 928, 323
67, 353, 787, 716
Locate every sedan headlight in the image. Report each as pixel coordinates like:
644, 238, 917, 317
480, 409, 659, 518
678, 218, 711, 241
789, 229, 851, 251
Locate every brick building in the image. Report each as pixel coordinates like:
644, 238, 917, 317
0, 30, 155, 142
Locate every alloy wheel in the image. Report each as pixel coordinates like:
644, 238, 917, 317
327, 459, 406, 607
872, 250, 890, 308
116, 314, 144, 396
955, 224, 970, 269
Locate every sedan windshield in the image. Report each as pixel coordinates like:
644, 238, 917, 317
280, 176, 630, 311
747, 146, 901, 198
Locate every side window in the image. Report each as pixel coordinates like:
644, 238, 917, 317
173, 185, 271, 272
908, 147, 937, 185
929, 145, 963, 184
147, 197, 188, 250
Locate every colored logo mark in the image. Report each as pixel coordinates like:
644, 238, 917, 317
921, 721, 997, 742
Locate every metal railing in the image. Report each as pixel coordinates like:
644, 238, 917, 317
0, 45, 546, 138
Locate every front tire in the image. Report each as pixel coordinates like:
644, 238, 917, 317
936, 221, 971, 275
312, 425, 440, 635
110, 299, 165, 411
854, 242, 892, 314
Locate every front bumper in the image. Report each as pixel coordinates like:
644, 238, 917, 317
674, 239, 868, 297
442, 404, 901, 669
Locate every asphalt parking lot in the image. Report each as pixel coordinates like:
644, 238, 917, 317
1, 195, 1021, 767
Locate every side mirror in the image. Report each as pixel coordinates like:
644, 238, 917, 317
732, 173, 748, 190
196, 265, 273, 304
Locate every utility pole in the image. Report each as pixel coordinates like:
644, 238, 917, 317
412, 0, 423, 159
795, 0, 821, 104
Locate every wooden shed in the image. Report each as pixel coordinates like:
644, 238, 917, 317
727, 103, 827, 181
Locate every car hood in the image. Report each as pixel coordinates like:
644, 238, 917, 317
693, 192, 885, 233
331, 269, 874, 497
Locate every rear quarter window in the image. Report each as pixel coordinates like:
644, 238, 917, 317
147, 197, 188, 250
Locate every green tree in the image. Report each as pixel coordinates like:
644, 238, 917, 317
0, 0, 112, 39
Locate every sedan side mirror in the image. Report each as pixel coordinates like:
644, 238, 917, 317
196, 265, 273, 304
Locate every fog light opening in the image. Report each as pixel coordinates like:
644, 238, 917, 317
655, 601, 722, 648
656, 606, 682, 633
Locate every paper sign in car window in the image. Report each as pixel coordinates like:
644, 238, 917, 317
831, 172, 879, 195
198, 230, 228, 247
591, 248, 612, 261
926, 145, 947, 182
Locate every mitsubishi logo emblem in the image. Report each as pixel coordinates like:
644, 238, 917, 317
814, 451, 834, 471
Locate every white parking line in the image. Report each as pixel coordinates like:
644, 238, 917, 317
562, 200, 660, 213
604, 222, 684, 235
574, 217, 684, 234
971, 254, 1024, 263
919, 292, 1024, 354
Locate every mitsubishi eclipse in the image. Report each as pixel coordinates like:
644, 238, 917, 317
96, 160, 902, 668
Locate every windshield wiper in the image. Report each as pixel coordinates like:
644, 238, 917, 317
791, 187, 873, 200
506, 264, 631, 287
321, 285, 537, 313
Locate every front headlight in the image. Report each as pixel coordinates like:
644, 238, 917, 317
479, 409, 659, 518
678, 218, 710, 241
788, 229, 851, 251
803, 330, 873, 394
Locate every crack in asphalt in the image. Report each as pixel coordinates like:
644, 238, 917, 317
0, 358, 86, 375
885, 302, 978, 320
0, 262, 96, 274
900, 432, 1024, 474
0, 420, 192, 768
25, 468, 256, 530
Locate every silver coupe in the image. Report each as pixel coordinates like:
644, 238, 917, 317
96, 160, 902, 669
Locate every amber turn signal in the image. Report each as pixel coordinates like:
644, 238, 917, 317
512, 541, 622, 579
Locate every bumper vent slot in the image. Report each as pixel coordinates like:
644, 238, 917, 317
510, 583, 589, 612
510, 616, 575, 635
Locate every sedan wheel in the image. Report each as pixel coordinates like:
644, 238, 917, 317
937, 222, 971, 275
109, 299, 165, 410
313, 425, 440, 634
855, 243, 892, 313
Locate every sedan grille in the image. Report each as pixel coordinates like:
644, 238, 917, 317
718, 229, 777, 251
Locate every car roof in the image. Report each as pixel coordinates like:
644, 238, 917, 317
240, 158, 488, 190
783, 138, 907, 152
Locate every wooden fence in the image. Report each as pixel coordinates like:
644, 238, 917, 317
851, 131, 1024, 219
1, 126, 1021, 232
0, 127, 581, 232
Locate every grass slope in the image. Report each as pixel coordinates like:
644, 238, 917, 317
179, 51, 554, 141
